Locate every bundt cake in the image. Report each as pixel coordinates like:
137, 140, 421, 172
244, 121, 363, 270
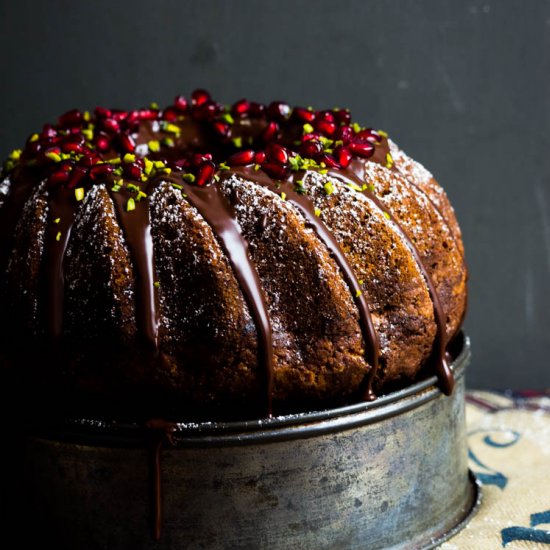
0, 90, 467, 420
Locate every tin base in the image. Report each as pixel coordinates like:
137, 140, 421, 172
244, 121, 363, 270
11, 336, 474, 549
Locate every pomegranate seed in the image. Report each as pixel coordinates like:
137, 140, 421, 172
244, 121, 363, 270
196, 160, 216, 186
292, 107, 316, 123
26, 142, 41, 156
212, 121, 231, 138
254, 151, 266, 164
262, 162, 290, 179
227, 150, 255, 166
137, 108, 158, 121
266, 143, 289, 164
111, 110, 128, 122
66, 165, 88, 189
299, 140, 323, 157
161, 107, 180, 122
94, 107, 112, 119
319, 153, 340, 169
41, 124, 57, 140
94, 133, 111, 152
317, 110, 335, 123
79, 152, 100, 167
232, 99, 250, 117
102, 118, 120, 133
174, 95, 188, 112
333, 109, 351, 125
192, 102, 218, 121
334, 146, 352, 168
125, 162, 142, 180
315, 119, 337, 137
262, 121, 279, 142
191, 153, 213, 166
249, 102, 266, 117
173, 158, 190, 169
191, 89, 211, 106
58, 109, 82, 128
348, 141, 375, 158
61, 141, 84, 154
119, 133, 136, 153
335, 125, 353, 143
47, 162, 73, 188
89, 164, 114, 181
302, 133, 319, 142
267, 101, 291, 121
356, 129, 381, 144
126, 110, 140, 125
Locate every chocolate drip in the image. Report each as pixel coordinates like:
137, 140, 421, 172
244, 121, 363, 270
225, 168, 380, 399
145, 418, 177, 540
327, 169, 455, 395
43, 186, 79, 339
109, 186, 159, 349
174, 179, 275, 415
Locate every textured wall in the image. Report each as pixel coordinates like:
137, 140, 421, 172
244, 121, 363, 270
0, 0, 548, 389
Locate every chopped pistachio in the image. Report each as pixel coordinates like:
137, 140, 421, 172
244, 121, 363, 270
378, 129, 389, 138
56, 231, 62, 242
45, 151, 62, 163
303, 123, 314, 134
314, 207, 321, 217
153, 281, 160, 288
355, 289, 362, 298
183, 173, 196, 183
385, 152, 394, 169
148, 140, 161, 153
219, 162, 230, 171
351, 122, 362, 133
81, 128, 94, 141
126, 197, 136, 212
254, 164, 261, 171
74, 187, 85, 201
144, 157, 154, 176
221, 113, 234, 125
53, 217, 61, 224
29, 134, 39, 143
232, 136, 243, 148
280, 192, 287, 201
163, 137, 175, 147
123, 153, 136, 163
383, 211, 390, 220
323, 181, 334, 195
150, 101, 159, 109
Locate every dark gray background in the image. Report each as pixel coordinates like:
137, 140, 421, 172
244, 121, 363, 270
0, 0, 548, 389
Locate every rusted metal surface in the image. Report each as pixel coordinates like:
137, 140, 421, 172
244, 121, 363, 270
21, 336, 476, 549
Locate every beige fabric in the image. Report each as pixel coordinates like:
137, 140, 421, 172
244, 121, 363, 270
441, 391, 550, 549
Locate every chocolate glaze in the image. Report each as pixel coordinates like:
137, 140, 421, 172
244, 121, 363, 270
109, 185, 159, 349
159, 175, 275, 416
43, 186, 79, 339
326, 168, 454, 395
225, 167, 381, 400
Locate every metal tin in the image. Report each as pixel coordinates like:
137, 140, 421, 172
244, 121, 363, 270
20, 334, 478, 549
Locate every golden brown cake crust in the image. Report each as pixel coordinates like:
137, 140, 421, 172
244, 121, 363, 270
0, 92, 467, 419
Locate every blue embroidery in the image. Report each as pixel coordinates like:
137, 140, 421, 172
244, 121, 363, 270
532, 510, 550, 527
468, 429, 521, 490
502, 525, 550, 546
